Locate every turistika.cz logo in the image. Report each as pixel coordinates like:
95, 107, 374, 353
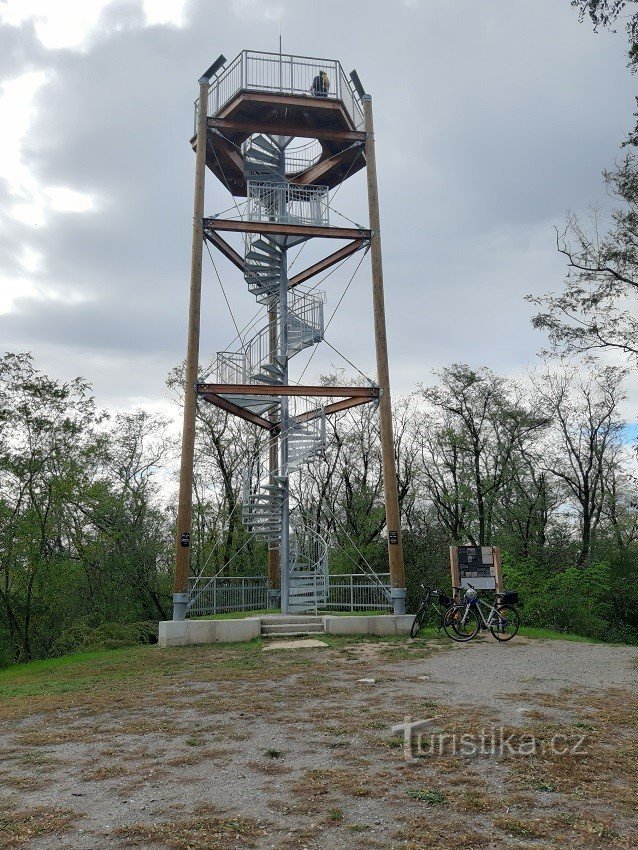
390, 716, 588, 761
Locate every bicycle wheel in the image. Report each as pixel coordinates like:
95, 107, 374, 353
410, 604, 428, 638
443, 605, 479, 642
490, 606, 520, 641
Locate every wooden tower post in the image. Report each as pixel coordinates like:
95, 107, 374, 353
362, 93, 406, 614
172, 76, 208, 620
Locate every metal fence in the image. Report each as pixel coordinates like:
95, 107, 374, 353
247, 181, 329, 227
199, 50, 365, 131
325, 573, 393, 611
187, 572, 392, 616
188, 575, 269, 616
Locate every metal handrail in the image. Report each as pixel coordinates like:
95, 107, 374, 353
247, 180, 330, 227
196, 50, 365, 131
215, 292, 325, 386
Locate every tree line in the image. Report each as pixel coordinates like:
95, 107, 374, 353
3, 3, 638, 662
2, 351, 637, 665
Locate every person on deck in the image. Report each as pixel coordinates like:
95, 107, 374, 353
310, 70, 330, 97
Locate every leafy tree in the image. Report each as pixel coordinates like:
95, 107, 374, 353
572, 1, 638, 69
0, 353, 105, 659
0, 353, 172, 663
528, 157, 638, 362
417, 365, 548, 546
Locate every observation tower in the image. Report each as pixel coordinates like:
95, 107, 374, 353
172, 51, 406, 619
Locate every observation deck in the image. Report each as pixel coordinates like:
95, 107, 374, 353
194, 50, 367, 197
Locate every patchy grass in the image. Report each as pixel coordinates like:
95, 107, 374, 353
117, 809, 265, 849
0, 633, 636, 850
518, 626, 608, 643
0, 808, 78, 848
192, 609, 278, 621
406, 788, 446, 804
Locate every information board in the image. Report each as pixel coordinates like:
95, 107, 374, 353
450, 545, 502, 592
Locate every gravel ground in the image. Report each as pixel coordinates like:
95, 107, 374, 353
1, 635, 637, 850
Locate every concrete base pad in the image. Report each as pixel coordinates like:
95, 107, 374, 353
157, 614, 413, 648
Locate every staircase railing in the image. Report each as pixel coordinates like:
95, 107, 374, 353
216, 351, 248, 384
285, 139, 323, 175
247, 181, 329, 227
215, 293, 325, 385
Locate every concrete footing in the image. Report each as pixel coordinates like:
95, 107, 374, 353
157, 614, 413, 647
158, 617, 260, 647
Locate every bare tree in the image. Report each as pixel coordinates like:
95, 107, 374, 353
532, 365, 627, 565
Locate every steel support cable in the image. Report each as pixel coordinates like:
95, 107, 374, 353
205, 244, 339, 380
287, 239, 307, 273
325, 143, 365, 206
330, 205, 366, 230
296, 247, 370, 384
210, 143, 246, 222
322, 338, 374, 385
193, 415, 315, 586
212, 199, 249, 219
293, 251, 353, 302
205, 239, 242, 343
212, 249, 363, 378
193, 443, 388, 597
306, 494, 389, 590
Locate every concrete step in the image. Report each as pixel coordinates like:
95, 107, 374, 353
260, 615, 323, 625
261, 630, 324, 638
261, 622, 324, 635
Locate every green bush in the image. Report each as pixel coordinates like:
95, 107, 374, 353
502, 554, 636, 642
50, 618, 158, 656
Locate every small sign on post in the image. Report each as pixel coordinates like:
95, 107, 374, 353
180, 532, 190, 548
389, 531, 399, 545
450, 545, 503, 593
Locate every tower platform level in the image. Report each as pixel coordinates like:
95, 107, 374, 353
192, 50, 367, 197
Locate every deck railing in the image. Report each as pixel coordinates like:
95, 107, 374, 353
325, 573, 393, 611
187, 572, 392, 616
197, 50, 365, 131
188, 575, 269, 616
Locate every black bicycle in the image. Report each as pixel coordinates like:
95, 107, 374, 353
410, 584, 456, 637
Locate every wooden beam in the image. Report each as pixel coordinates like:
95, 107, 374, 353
199, 393, 274, 430
217, 91, 350, 120
209, 117, 365, 144
292, 145, 364, 187
291, 395, 377, 426
288, 240, 367, 289
204, 231, 245, 272
197, 383, 379, 399
204, 219, 370, 241
199, 133, 245, 173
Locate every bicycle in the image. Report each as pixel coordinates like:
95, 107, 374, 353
442, 585, 520, 642
410, 584, 456, 637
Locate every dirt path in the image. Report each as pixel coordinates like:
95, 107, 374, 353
1, 636, 636, 849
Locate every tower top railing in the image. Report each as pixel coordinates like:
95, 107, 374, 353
197, 50, 365, 131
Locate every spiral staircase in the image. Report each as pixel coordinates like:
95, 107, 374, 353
208, 132, 331, 612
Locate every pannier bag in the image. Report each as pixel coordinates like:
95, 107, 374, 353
498, 590, 519, 605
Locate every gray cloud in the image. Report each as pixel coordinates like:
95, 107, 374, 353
0, 0, 635, 410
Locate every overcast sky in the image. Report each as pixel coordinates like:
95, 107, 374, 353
0, 0, 635, 417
